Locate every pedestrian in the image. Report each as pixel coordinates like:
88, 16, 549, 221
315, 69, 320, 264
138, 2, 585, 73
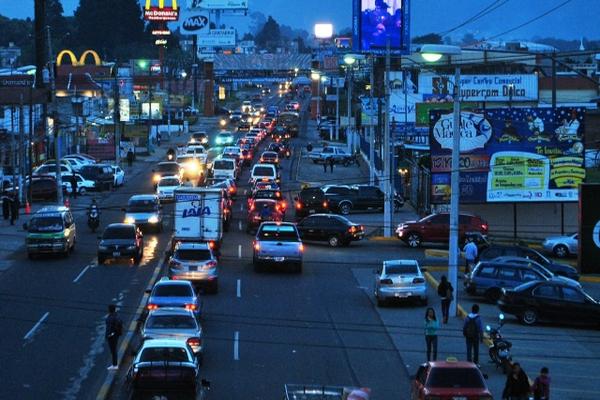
502, 363, 531, 400
70, 172, 78, 199
105, 304, 123, 370
2, 192, 10, 220
463, 304, 483, 365
306, 142, 313, 153
329, 156, 335, 173
463, 237, 478, 275
437, 275, 454, 324
424, 307, 439, 361
323, 157, 329, 173
126, 149, 134, 167
9, 192, 18, 226
531, 367, 551, 400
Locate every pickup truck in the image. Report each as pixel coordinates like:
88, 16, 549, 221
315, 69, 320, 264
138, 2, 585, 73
308, 146, 350, 164
323, 184, 404, 215
253, 222, 303, 273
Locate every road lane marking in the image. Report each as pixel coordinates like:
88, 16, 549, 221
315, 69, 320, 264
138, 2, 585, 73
234, 331, 240, 360
238, 244, 242, 259
73, 264, 92, 283
24, 312, 49, 341
244, 189, 247, 196
238, 220, 242, 231
240, 202, 244, 211
237, 279, 241, 298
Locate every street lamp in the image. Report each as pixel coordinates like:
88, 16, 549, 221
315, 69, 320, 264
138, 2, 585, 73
420, 44, 462, 318
311, 71, 321, 120
343, 55, 357, 150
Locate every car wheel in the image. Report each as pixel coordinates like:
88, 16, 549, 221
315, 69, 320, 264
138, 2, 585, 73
79, 187, 87, 196
328, 235, 340, 247
521, 309, 538, 325
485, 288, 502, 303
406, 232, 422, 248
97, 255, 105, 265
553, 244, 569, 258
339, 202, 352, 215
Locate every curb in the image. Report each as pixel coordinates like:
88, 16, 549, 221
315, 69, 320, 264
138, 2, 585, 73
368, 236, 398, 242
580, 276, 600, 283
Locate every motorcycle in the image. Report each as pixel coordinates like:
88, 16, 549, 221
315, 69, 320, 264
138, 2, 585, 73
88, 208, 100, 233
486, 313, 512, 373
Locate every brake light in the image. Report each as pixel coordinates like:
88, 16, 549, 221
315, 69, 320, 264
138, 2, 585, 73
208, 241, 215, 250
296, 202, 302, 209
253, 241, 260, 251
250, 204, 255, 211
205, 260, 217, 268
186, 337, 201, 347
323, 201, 328, 208
229, 187, 235, 193
349, 226, 357, 233
281, 201, 287, 210
481, 223, 488, 231
147, 304, 158, 311
412, 277, 426, 284
299, 243, 304, 252
185, 304, 197, 311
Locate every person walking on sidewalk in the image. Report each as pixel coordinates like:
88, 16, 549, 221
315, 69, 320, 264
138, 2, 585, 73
502, 362, 531, 400
105, 304, 123, 370
9, 192, 18, 226
531, 367, 551, 400
437, 275, 454, 324
424, 307, 439, 361
463, 238, 478, 274
127, 149, 134, 167
329, 156, 335, 173
323, 157, 329, 173
463, 304, 483, 365
2, 193, 10, 221
70, 172, 78, 199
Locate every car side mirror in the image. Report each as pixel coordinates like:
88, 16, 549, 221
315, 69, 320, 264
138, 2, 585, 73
22, 222, 28, 230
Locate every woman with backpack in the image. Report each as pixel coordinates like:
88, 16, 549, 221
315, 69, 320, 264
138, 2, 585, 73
424, 308, 439, 361
437, 275, 453, 324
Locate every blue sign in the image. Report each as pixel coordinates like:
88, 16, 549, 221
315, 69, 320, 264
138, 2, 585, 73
352, 0, 411, 55
182, 205, 211, 218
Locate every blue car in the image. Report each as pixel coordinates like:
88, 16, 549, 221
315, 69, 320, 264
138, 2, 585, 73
146, 278, 202, 318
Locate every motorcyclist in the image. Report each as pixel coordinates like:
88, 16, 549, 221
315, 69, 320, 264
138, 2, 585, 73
88, 199, 100, 231
166, 147, 176, 161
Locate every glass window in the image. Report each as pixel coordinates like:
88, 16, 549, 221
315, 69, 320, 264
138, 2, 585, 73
533, 284, 560, 299
103, 226, 135, 239
140, 347, 189, 362
476, 264, 497, 278
29, 216, 64, 233
258, 225, 298, 241
253, 166, 275, 176
497, 267, 518, 280
146, 315, 198, 330
427, 367, 485, 388
561, 287, 585, 303
385, 264, 418, 275
430, 214, 449, 224
520, 269, 541, 281
127, 199, 157, 212
358, 186, 379, 197
174, 249, 212, 261
153, 284, 193, 297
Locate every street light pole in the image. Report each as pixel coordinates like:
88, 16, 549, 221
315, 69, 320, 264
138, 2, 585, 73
335, 78, 340, 141
448, 65, 461, 317
383, 40, 393, 237
369, 57, 375, 186
46, 25, 62, 205
347, 66, 353, 151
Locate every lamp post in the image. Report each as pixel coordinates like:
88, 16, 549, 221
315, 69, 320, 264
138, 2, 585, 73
343, 54, 356, 151
311, 71, 321, 121
420, 44, 463, 317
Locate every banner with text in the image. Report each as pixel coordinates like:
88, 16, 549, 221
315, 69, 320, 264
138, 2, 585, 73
198, 29, 236, 46
189, 0, 248, 9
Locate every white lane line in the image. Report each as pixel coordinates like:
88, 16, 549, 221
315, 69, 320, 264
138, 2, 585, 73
240, 202, 244, 211
24, 312, 50, 341
238, 220, 242, 231
73, 264, 92, 283
237, 279, 241, 298
238, 244, 242, 259
234, 331, 240, 360
244, 189, 248, 196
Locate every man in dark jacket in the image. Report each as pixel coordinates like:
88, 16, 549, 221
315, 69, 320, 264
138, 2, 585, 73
2, 193, 10, 221
502, 363, 531, 400
463, 304, 483, 364
70, 173, 78, 199
105, 304, 123, 370
126, 149, 134, 167
9, 192, 18, 225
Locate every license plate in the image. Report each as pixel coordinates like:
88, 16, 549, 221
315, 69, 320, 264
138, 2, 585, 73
112, 252, 120, 257
395, 292, 410, 298
188, 265, 197, 271
452, 397, 467, 400
309, 209, 315, 214
274, 256, 284, 262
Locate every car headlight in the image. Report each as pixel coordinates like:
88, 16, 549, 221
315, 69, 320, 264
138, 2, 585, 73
152, 174, 160, 183
201, 138, 208, 144
148, 215, 159, 224
124, 217, 135, 224
98, 245, 108, 250
216, 138, 223, 144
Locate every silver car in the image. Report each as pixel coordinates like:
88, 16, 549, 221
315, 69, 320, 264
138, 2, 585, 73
374, 259, 427, 306
168, 242, 218, 293
542, 233, 578, 258
142, 308, 204, 357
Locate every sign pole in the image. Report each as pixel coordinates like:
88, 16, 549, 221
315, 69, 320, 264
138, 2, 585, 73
383, 39, 392, 237
448, 65, 461, 317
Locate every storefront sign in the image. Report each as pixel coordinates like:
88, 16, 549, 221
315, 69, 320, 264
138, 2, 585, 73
56, 49, 101, 66
179, 10, 210, 35
198, 29, 236, 46
119, 99, 130, 122
0, 75, 33, 87
144, 0, 179, 21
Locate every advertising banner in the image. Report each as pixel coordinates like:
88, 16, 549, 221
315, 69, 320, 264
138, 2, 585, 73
119, 99, 130, 122
189, 0, 248, 9
352, 0, 411, 55
419, 74, 538, 102
198, 29, 236, 46
430, 107, 586, 204
416, 102, 478, 126
179, 9, 210, 35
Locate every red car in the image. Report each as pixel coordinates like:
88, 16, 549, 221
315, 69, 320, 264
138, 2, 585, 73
396, 212, 488, 248
246, 199, 284, 232
411, 360, 493, 400
247, 189, 287, 214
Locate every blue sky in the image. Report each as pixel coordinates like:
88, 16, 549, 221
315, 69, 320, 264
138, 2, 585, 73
2, 0, 600, 40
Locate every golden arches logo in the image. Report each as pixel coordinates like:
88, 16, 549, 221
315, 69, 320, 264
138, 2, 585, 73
56, 50, 101, 67
145, 0, 178, 10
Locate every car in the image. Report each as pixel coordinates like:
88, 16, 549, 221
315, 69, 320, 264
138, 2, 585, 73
146, 278, 202, 318
247, 199, 284, 232
207, 176, 237, 198
177, 154, 204, 182
374, 259, 427, 306
230, 111, 243, 122
142, 308, 204, 356
97, 223, 143, 265
323, 184, 404, 215
28, 176, 58, 201
156, 176, 181, 202
308, 146, 348, 164
123, 194, 163, 232
289, 101, 300, 110
211, 156, 238, 180
259, 151, 280, 166
63, 153, 96, 164
127, 338, 200, 396
189, 131, 209, 146
478, 244, 579, 280
261, 87, 271, 96
24, 206, 76, 258
249, 164, 278, 185
251, 180, 280, 196
267, 142, 286, 157
499, 280, 600, 326
411, 360, 493, 400
253, 222, 303, 273
185, 144, 207, 158
237, 120, 251, 132
248, 189, 286, 213
79, 164, 115, 191
111, 165, 125, 186
152, 162, 183, 186
215, 131, 235, 146
241, 100, 252, 113
168, 242, 218, 293
61, 173, 94, 195
61, 157, 88, 172
244, 132, 260, 143
396, 212, 488, 248
542, 232, 578, 258
294, 187, 329, 219
491, 256, 580, 286
33, 163, 73, 176
297, 214, 364, 247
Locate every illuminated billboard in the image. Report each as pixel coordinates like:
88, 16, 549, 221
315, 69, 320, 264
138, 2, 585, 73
144, 0, 179, 21
352, 0, 410, 54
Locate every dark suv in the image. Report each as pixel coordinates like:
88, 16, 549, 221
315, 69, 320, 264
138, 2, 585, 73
294, 188, 329, 219
79, 164, 114, 191
296, 214, 364, 247
97, 223, 143, 264
396, 213, 488, 248
323, 184, 404, 215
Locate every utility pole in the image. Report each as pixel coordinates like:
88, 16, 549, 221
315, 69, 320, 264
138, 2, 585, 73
448, 65, 461, 317
113, 66, 121, 164
369, 57, 375, 186
383, 39, 393, 237
19, 94, 25, 204
347, 67, 353, 151
167, 67, 172, 140
46, 25, 62, 205
147, 63, 153, 154
192, 35, 198, 111
28, 85, 33, 204
335, 78, 340, 141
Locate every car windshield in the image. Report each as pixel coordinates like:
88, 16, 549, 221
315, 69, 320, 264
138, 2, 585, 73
103, 226, 134, 239
218, 133, 232, 139
214, 160, 234, 170
255, 191, 279, 199
146, 315, 197, 329
127, 199, 157, 212
28, 216, 63, 233
427, 367, 485, 388
154, 285, 193, 297
385, 264, 418, 275
258, 225, 298, 241
139, 347, 189, 362
159, 179, 180, 187
157, 164, 180, 173
175, 249, 212, 261
253, 166, 274, 176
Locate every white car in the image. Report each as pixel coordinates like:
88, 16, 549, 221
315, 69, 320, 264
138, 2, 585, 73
62, 157, 88, 172
374, 259, 427, 307
61, 173, 95, 195
33, 163, 74, 176
542, 233, 578, 258
111, 165, 125, 186
156, 175, 181, 201
63, 154, 96, 165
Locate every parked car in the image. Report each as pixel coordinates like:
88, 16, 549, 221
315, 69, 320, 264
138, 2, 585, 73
168, 242, 218, 293
396, 212, 488, 248
499, 280, 600, 326
79, 164, 115, 191
111, 165, 125, 187
253, 222, 303, 273
33, 163, 73, 176
297, 214, 364, 247
374, 259, 427, 306
542, 233, 578, 258
97, 223, 143, 264
411, 360, 493, 400
323, 184, 404, 215
29, 176, 58, 201
309, 146, 349, 164
146, 277, 202, 318
61, 173, 95, 195
123, 194, 163, 232
491, 256, 580, 285
61, 157, 87, 172
479, 244, 579, 280
142, 308, 204, 356
63, 153, 96, 164
294, 187, 329, 219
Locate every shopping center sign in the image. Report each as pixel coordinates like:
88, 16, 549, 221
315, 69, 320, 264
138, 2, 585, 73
144, 0, 179, 21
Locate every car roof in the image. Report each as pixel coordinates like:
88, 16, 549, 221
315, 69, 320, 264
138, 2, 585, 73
384, 259, 419, 267
106, 223, 135, 230
175, 242, 210, 250
139, 338, 190, 350
158, 161, 179, 166
36, 206, 69, 215
427, 360, 480, 368
147, 307, 196, 318
129, 194, 158, 201
154, 279, 193, 288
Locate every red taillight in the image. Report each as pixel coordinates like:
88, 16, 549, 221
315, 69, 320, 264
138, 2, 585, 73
208, 241, 215, 249
147, 304, 158, 311
349, 226, 357, 233
281, 201, 287, 210
413, 277, 426, 284
299, 243, 304, 252
185, 304, 197, 311
295, 202, 302, 209
206, 260, 217, 268
253, 241, 260, 251
187, 337, 201, 347
229, 187, 235, 193
250, 204, 255, 211
323, 201, 328, 208
481, 223, 488, 231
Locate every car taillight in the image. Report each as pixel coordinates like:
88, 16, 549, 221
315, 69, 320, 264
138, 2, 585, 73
323, 201, 328, 208
349, 226, 357, 233
147, 304, 158, 311
250, 204, 255, 211
295, 202, 302, 209
299, 243, 304, 252
208, 241, 215, 250
229, 187, 235, 193
185, 304, 197, 311
380, 279, 393, 285
413, 277, 425, 284
281, 201, 287, 209
253, 241, 260, 251
204, 260, 217, 269
187, 337, 202, 347
481, 223, 488, 231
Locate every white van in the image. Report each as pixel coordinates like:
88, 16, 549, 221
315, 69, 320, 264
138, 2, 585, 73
212, 157, 237, 180
249, 163, 278, 185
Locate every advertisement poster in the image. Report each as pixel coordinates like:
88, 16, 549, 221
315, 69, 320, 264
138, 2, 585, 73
352, 0, 411, 55
429, 107, 586, 203
198, 29, 236, 46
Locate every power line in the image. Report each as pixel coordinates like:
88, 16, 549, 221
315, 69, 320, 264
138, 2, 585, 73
438, 0, 510, 37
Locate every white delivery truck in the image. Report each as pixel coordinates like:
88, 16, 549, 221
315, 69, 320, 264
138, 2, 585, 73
172, 187, 225, 254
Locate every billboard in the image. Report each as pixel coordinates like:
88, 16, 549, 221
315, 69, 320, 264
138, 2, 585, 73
430, 107, 586, 204
179, 9, 210, 35
352, 0, 411, 55
419, 74, 538, 102
144, 0, 179, 21
188, 0, 248, 9
198, 29, 236, 46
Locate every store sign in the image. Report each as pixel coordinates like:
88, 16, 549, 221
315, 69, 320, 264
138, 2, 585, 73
189, 0, 248, 9
198, 29, 236, 46
179, 10, 209, 35
155, 39, 168, 46
430, 107, 586, 204
144, 0, 179, 21
419, 74, 538, 102
0, 75, 33, 87
152, 29, 171, 36
119, 99, 130, 122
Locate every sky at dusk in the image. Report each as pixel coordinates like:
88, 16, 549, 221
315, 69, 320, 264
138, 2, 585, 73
2, 0, 600, 40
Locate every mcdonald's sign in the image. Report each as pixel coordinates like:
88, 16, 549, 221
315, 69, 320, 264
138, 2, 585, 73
144, 0, 179, 21
56, 50, 102, 67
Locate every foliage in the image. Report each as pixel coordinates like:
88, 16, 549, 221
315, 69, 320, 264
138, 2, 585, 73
412, 33, 443, 45
255, 16, 281, 51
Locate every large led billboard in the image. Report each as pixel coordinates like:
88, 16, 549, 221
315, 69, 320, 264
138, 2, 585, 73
352, 0, 410, 54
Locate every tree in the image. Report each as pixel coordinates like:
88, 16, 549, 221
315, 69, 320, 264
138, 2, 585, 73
460, 32, 479, 46
255, 16, 281, 51
412, 33, 443, 44
242, 32, 254, 41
